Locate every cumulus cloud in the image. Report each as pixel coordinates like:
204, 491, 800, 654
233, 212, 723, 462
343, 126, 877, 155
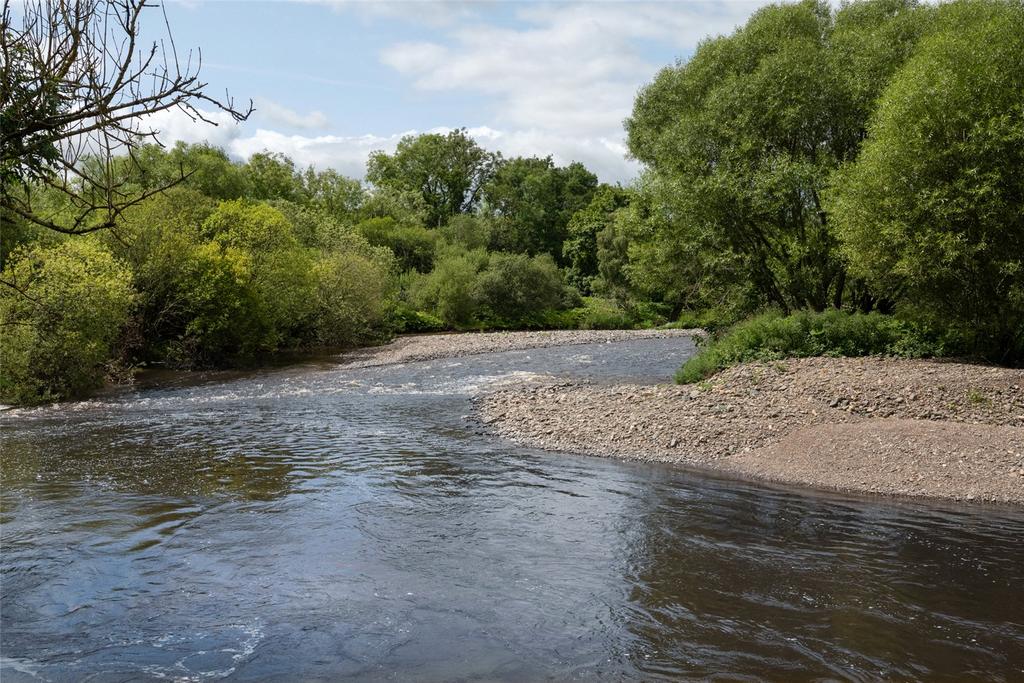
380, 1, 763, 137
142, 108, 637, 183
142, 2, 770, 183
143, 106, 410, 177
253, 98, 330, 130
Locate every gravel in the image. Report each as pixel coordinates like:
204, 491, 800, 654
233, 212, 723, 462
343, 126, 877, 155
476, 356, 1024, 504
340, 328, 702, 368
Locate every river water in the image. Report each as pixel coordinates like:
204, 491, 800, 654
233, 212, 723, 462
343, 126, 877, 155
1, 337, 1022, 682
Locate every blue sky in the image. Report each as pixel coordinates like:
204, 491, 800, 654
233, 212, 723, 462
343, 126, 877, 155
148, 1, 769, 183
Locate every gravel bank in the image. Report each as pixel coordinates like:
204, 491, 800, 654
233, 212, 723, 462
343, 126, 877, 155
477, 357, 1024, 504
340, 328, 701, 368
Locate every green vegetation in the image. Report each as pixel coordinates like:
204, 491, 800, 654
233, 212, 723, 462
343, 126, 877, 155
622, 0, 1023, 381
2, 0, 1021, 404
0, 240, 134, 403
676, 310, 952, 384
0, 133, 618, 404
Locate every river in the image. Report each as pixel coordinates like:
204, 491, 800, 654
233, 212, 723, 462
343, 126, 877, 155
1, 337, 1022, 681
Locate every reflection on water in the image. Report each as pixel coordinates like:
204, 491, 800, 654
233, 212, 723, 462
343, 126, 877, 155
2, 337, 1022, 681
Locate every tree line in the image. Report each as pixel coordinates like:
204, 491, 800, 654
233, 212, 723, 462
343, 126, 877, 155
2, 0, 1021, 404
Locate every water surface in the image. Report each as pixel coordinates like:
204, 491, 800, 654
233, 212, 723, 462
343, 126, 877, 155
2, 338, 1022, 681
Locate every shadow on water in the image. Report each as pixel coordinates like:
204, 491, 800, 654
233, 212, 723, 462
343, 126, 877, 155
2, 336, 1022, 681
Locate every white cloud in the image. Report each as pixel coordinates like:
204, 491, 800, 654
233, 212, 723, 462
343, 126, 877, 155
142, 107, 639, 182
305, 0, 483, 27
380, 1, 763, 137
142, 2, 770, 183
253, 98, 330, 130
229, 129, 412, 178
142, 106, 243, 149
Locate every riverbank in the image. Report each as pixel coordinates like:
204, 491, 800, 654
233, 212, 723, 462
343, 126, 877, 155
477, 357, 1024, 504
340, 328, 702, 368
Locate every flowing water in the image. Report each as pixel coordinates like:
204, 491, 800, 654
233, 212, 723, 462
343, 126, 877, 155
1, 337, 1022, 682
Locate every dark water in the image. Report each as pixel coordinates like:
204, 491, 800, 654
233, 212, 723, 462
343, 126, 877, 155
2, 338, 1022, 682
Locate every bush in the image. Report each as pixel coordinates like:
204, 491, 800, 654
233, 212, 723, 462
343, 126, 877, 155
390, 304, 446, 334
474, 252, 565, 322
438, 214, 492, 251
167, 241, 271, 366
676, 309, 951, 384
356, 217, 437, 273
827, 0, 1024, 363
573, 297, 635, 330
0, 240, 135, 404
310, 252, 394, 347
410, 247, 489, 326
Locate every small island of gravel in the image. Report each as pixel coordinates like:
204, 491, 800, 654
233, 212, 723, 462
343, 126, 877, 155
477, 355, 1024, 504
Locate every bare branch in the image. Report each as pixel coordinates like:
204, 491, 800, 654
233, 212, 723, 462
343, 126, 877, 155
0, 0, 252, 234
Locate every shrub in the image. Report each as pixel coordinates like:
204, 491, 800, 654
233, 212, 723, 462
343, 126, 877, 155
310, 252, 394, 347
390, 303, 446, 334
574, 297, 635, 330
676, 309, 950, 384
474, 252, 565, 322
356, 217, 437, 273
410, 247, 489, 327
167, 242, 271, 366
0, 240, 135, 404
438, 214, 492, 250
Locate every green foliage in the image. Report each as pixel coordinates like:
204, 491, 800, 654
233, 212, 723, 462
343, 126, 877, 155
390, 304, 446, 334
409, 248, 574, 328
410, 247, 490, 326
310, 252, 394, 347
0, 41, 62, 187
625, 0, 930, 312
132, 142, 251, 200
367, 129, 498, 228
244, 152, 304, 201
357, 217, 437, 273
571, 297, 637, 330
676, 310, 951, 383
563, 185, 630, 293
168, 240, 272, 365
827, 0, 1024, 362
438, 214, 493, 250
300, 168, 363, 220
358, 186, 430, 226
109, 192, 393, 368
483, 156, 598, 261
595, 175, 757, 323
474, 252, 565, 321
0, 240, 134, 403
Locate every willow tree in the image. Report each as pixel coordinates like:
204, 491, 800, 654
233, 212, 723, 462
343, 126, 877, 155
828, 0, 1024, 361
625, 0, 931, 312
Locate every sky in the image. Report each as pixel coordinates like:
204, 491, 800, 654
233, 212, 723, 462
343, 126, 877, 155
145, 1, 770, 184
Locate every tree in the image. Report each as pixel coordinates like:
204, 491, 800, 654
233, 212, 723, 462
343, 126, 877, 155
0, 0, 251, 235
366, 128, 498, 228
625, 0, 929, 312
474, 252, 565, 321
131, 142, 251, 200
563, 184, 630, 292
0, 239, 134, 403
828, 0, 1024, 360
301, 167, 363, 220
244, 151, 303, 202
483, 156, 598, 260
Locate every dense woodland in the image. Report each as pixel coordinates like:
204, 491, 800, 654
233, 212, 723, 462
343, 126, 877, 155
2, 0, 1022, 404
